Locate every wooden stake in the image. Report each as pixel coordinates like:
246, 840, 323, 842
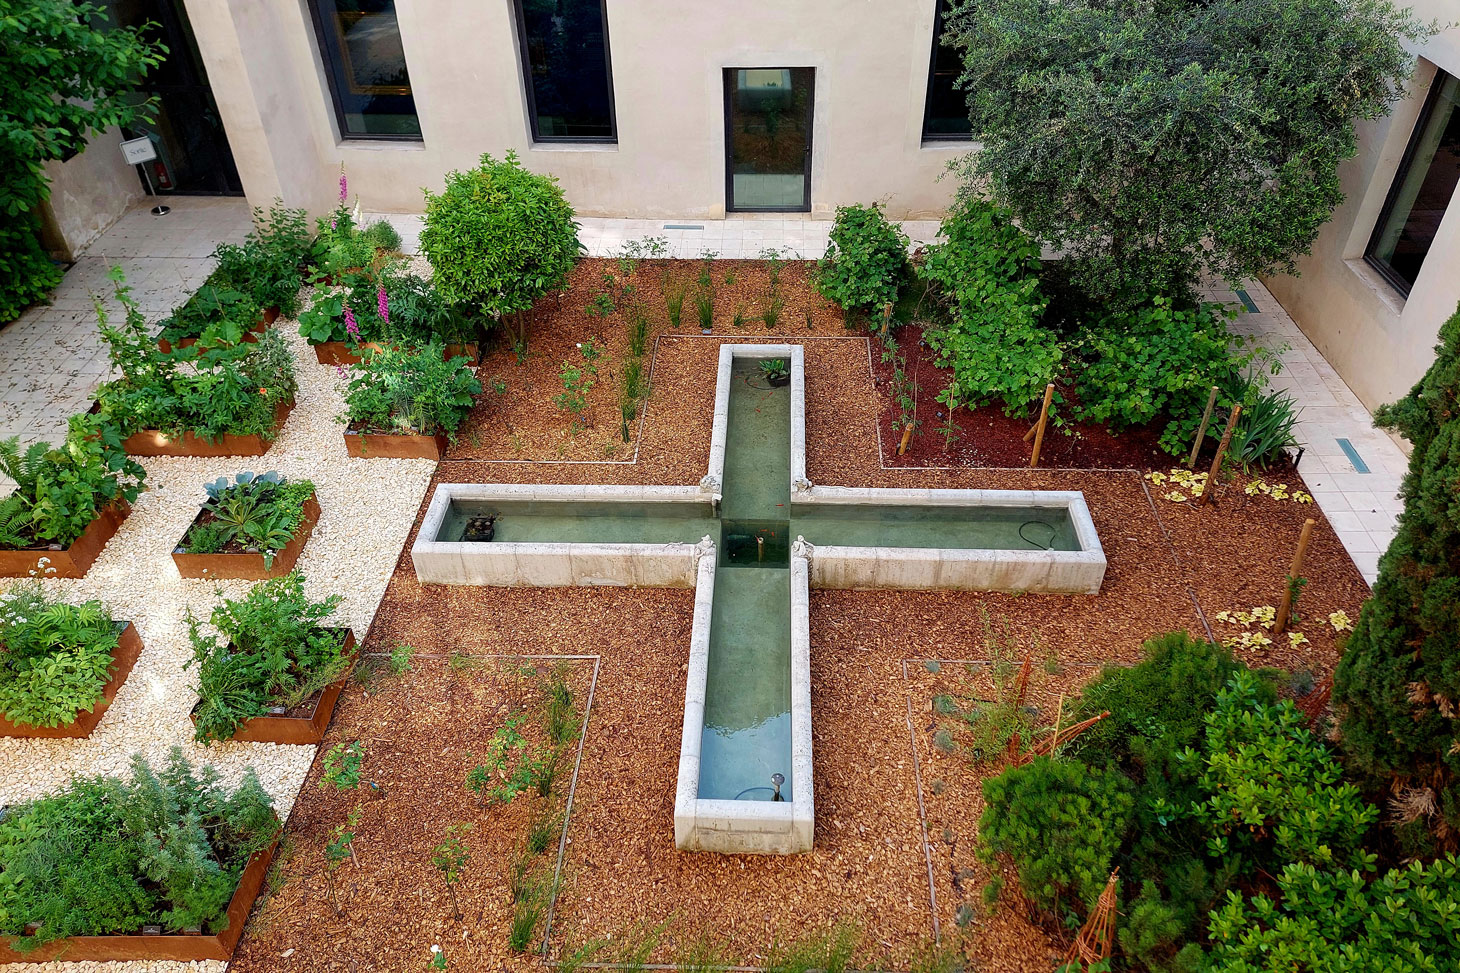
881, 302, 893, 335
1029, 383, 1055, 468
1275, 518, 1316, 634
1050, 694, 1065, 759
1187, 385, 1220, 468
1198, 405, 1241, 506
897, 423, 914, 455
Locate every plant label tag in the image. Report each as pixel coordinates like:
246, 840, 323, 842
120, 136, 157, 166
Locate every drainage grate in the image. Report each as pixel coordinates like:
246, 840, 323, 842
1234, 289, 1259, 313
1336, 438, 1370, 474
663, 224, 704, 231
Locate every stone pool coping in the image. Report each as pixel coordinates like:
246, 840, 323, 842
673, 545, 814, 854
704, 343, 806, 497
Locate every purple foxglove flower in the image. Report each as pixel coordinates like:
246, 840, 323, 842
377, 284, 389, 324
338, 167, 348, 204
344, 305, 360, 340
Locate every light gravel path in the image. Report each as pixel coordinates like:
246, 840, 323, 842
0, 325, 435, 973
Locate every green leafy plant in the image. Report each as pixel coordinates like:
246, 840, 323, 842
1222, 370, 1301, 470
321, 740, 367, 791
553, 340, 600, 429
420, 151, 581, 351
815, 202, 909, 319
759, 358, 790, 384
389, 642, 414, 676
0, 582, 120, 728
187, 571, 349, 742
665, 282, 687, 329
692, 281, 716, 332
0, 749, 277, 948
0, 0, 164, 322
432, 823, 471, 920
322, 805, 361, 914
181, 471, 314, 567
0, 412, 145, 549
342, 342, 482, 439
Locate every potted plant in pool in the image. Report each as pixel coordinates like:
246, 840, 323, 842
0, 749, 280, 962
760, 358, 791, 388
155, 204, 311, 353
341, 342, 481, 460
0, 583, 144, 739
93, 270, 297, 457
298, 264, 481, 365
173, 471, 320, 580
0, 414, 146, 578
187, 570, 356, 745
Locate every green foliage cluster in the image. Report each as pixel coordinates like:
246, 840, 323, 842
157, 204, 312, 346
186, 571, 349, 742
1335, 304, 1460, 851
0, 749, 278, 947
0, 582, 119, 728
93, 271, 296, 443
815, 202, 909, 318
181, 470, 314, 565
342, 342, 482, 438
919, 199, 1057, 416
0, 413, 145, 549
943, 0, 1426, 303
421, 151, 581, 349
307, 204, 403, 288
0, 1, 164, 323
466, 712, 555, 805
297, 264, 476, 347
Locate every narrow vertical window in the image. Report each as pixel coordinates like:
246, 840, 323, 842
921, 0, 972, 140
514, 0, 617, 143
1366, 70, 1460, 295
307, 0, 422, 139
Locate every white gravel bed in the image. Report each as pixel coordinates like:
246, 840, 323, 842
0, 324, 436, 972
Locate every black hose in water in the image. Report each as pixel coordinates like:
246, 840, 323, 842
734, 786, 778, 800
1019, 520, 1058, 550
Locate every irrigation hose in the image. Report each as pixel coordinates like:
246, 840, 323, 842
1018, 520, 1058, 551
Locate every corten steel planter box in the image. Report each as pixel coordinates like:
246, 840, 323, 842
0, 499, 131, 579
313, 341, 479, 366
120, 399, 294, 457
157, 307, 277, 355
172, 493, 321, 580
343, 427, 449, 460
190, 628, 356, 745
0, 621, 143, 739
0, 841, 276, 963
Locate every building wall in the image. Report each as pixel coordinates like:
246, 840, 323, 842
183, 0, 966, 222
1263, 14, 1460, 412
36, 126, 141, 261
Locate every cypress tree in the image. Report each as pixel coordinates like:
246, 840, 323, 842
1334, 304, 1460, 851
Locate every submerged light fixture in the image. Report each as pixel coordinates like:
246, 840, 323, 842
771, 772, 785, 802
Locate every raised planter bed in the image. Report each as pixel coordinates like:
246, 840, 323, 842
313, 341, 479, 366
172, 492, 321, 580
157, 307, 278, 355
0, 499, 130, 579
0, 840, 275, 963
119, 399, 294, 457
190, 628, 356, 744
0, 621, 143, 739
343, 426, 449, 460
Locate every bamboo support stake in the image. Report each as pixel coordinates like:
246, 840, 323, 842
1187, 385, 1220, 468
898, 423, 914, 455
1029, 383, 1055, 468
1198, 405, 1242, 507
881, 302, 893, 336
1275, 518, 1316, 635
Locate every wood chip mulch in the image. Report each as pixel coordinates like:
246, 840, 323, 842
229, 271, 1372, 972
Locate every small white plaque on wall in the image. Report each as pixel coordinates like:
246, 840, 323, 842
120, 136, 157, 166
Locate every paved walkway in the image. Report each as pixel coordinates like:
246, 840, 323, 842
9, 206, 1405, 582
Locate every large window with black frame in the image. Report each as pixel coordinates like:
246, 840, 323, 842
921, 0, 972, 140
1365, 70, 1460, 296
307, 0, 422, 139
513, 0, 617, 143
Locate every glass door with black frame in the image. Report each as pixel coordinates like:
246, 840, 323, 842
724, 68, 813, 213
93, 0, 243, 196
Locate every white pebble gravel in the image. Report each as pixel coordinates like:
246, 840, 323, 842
0, 325, 436, 972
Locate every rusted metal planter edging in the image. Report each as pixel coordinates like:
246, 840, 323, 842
190, 628, 356, 745
0, 840, 276, 963
120, 399, 295, 457
313, 341, 479, 366
343, 429, 448, 460
172, 493, 321, 580
0, 621, 144, 739
0, 499, 131, 579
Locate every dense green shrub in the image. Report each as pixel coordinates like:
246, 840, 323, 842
420, 151, 581, 349
918, 199, 1058, 416
342, 343, 482, 438
0, 582, 120, 728
979, 756, 1133, 914
180, 471, 314, 567
1335, 303, 1460, 850
0, 1, 164, 322
93, 271, 296, 443
0, 749, 278, 947
814, 202, 909, 318
187, 571, 349, 743
0, 413, 145, 549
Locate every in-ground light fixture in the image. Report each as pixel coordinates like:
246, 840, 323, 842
771, 772, 785, 802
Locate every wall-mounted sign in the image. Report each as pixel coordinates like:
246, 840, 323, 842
120, 136, 157, 166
